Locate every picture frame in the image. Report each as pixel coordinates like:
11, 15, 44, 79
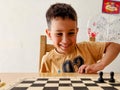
102, 0, 120, 14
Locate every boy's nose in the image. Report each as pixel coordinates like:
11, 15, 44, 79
62, 36, 69, 43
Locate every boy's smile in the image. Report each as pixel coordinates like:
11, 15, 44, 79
46, 17, 78, 54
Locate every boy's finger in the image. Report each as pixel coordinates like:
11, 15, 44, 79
78, 65, 87, 74
85, 66, 97, 74
86, 65, 95, 73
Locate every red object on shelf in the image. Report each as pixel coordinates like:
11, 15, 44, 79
102, 0, 120, 14
88, 28, 98, 38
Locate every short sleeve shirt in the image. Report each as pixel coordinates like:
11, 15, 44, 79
40, 41, 106, 73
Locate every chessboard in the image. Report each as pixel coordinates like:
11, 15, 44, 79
8, 77, 120, 90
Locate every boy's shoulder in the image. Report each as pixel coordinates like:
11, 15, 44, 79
43, 49, 55, 57
76, 41, 94, 46
41, 49, 55, 62
42, 49, 62, 61
76, 41, 106, 48
77, 41, 106, 45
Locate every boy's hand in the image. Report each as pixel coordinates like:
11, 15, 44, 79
78, 62, 105, 74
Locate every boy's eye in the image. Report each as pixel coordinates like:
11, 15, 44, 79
68, 32, 75, 35
56, 33, 63, 36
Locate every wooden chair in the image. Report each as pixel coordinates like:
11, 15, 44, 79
39, 35, 54, 71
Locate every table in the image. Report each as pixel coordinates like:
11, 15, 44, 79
0, 73, 120, 90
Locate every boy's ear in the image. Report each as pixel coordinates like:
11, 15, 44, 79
46, 29, 52, 39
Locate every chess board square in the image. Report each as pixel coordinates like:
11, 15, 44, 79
115, 87, 120, 90
102, 87, 118, 90
45, 83, 59, 87
43, 87, 58, 90
47, 81, 59, 83
72, 83, 86, 87
82, 80, 95, 84
59, 78, 70, 80
71, 81, 82, 83
94, 81, 104, 83
10, 87, 28, 90
59, 83, 72, 86
80, 78, 92, 81
87, 87, 103, 90
16, 83, 32, 87
85, 83, 98, 86
31, 83, 45, 87
97, 83, 112, 87
33, 80, 47, 84
27, 87, 44, 90
110, 83, 120, 86
59, 80, 71, 83
21, 80, 35, 83
73, 87, 88, 90
59, 87, 73, 90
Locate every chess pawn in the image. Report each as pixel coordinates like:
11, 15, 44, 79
98, 71, 104, 83
109, 71, 115, 83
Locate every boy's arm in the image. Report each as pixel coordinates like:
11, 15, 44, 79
40, 55, 49, 73
78, 42, 120, 74
99, 42, 120, 67
40, 62, 47, 73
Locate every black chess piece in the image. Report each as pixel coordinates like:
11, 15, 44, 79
109, 71, 115, 83
73, 56, 84, 73
98, 71, 104, 83
73, 56, 84, 67
62, 60, 75, 72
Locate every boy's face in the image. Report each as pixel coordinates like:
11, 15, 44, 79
46, 17, 78, 54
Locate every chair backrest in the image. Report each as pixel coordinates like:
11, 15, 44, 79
39, 35, 54, 71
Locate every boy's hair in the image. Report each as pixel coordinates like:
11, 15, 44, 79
46, 3, 77, 28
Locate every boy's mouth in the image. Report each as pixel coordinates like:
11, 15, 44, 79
60, 44, 71, 50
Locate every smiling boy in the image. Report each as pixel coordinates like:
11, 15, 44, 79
40, 3, 120, 74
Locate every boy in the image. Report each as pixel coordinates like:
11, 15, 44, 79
40, 3, 120, 74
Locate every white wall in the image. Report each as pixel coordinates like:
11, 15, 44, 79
0, 0, 119, 72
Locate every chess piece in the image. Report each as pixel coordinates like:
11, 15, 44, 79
98, 71, 104, 83
62, 60, 74, 72
73, 56, 84, 67
109, 71, 115, 82
73, 56, 84, 72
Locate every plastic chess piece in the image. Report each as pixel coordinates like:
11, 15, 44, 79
98, 71, 104, 83
109, 71, 115, 82
73, 56, 84, 67
73, 56, 84, 72
62, 60, 74, 72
